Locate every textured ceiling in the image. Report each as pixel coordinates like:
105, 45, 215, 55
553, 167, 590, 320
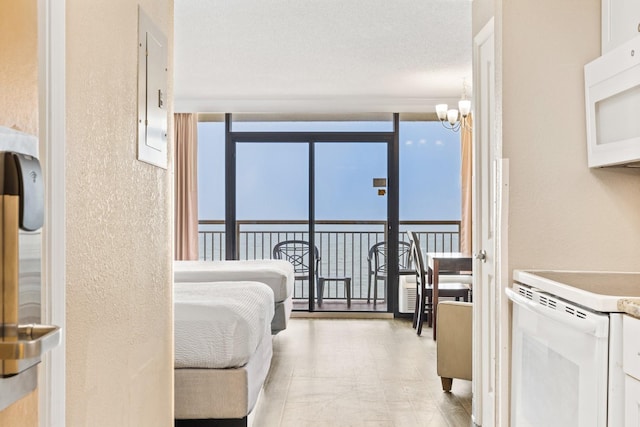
174, 0, 472, 113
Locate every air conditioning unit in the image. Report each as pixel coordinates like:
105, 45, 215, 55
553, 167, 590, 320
399, 275, 416, 313
398, 274, 473, 313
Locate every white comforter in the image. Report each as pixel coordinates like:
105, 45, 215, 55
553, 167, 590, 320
174, 281, 274, 369
174, 260, 295, 302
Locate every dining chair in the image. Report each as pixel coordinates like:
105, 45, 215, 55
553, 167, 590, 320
367, 240, 414, 306
407, 231, 471, 336
273, 240, 351, 307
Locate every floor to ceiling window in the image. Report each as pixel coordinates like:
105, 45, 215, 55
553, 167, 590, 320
229, 114, 396, 313
399, 117, 462, 227
235, 141, 310, 310
196, 114, 225, 260
397, 114, 462, 314
195, 113, 462, 315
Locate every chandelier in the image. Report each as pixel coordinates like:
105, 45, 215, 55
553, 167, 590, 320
435, 82, 472, 132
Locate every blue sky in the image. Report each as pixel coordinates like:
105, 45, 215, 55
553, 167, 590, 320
197, 120, 461, 221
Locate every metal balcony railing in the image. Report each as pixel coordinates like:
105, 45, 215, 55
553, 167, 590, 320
198, 220, 461, 301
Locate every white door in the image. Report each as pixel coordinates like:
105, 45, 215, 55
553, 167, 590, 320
473, 17, 509, 427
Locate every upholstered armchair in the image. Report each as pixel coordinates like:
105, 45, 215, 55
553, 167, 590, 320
436, 301, 473, 392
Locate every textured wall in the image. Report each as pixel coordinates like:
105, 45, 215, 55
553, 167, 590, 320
501, 0, 640, 272
65, 1, 174, 426
472, 0, 494, 37
0, 1, 38, 425
0, 0, 38, 135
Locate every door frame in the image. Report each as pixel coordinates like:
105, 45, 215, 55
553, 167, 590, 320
224, 114, 399, 313
38, 0, 66, 426
472, 17, 510, 427
471, 19, 492, 423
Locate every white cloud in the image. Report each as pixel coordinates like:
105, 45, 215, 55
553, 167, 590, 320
435, 140, 444, 146
405, 140, 413, 145
419, 139, 426, 145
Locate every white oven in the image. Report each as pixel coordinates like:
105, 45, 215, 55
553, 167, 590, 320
508, 271, 637, 427
506, 286, 610, 426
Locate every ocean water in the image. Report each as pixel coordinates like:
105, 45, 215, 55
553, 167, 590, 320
197, 223, 460, 300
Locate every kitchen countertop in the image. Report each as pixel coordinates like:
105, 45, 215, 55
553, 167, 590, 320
618, 298, 640, 319
513, 270, 640, 313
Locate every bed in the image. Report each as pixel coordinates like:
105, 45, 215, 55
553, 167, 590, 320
174, 281, 275, 426
174, 259, 295, 334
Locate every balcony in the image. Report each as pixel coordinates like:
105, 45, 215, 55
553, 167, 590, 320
198, 220, 460, 311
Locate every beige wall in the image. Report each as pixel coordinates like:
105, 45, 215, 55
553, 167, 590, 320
65, 1, 174, 426
473, 0, 640, 272
0, 0, 38, 135
502, 0, 640, 273
0, 1, 39, 425
472, 0, 494, 37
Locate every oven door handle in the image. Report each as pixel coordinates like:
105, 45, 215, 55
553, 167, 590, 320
505, 288, 608, 337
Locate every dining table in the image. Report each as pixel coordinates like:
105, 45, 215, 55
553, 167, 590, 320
426, 252, 473, 340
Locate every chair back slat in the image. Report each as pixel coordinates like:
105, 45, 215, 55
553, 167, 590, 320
273, 240, 319, 280
368, 240, 413, 275
407, 231, 427, 287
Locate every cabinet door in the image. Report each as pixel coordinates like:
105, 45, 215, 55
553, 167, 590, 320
624, 315, 640, 379
584, 36, 640, 167
603, 0, 640, 53
626, 375, 640, 426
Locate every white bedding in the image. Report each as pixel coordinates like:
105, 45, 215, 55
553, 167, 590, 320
174, 281, 274, 369
174, 260, 295, 302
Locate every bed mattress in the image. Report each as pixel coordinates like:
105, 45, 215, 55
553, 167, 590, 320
174, 281, 274, 369
174, 326, 273, 420
174, 260, 294, 302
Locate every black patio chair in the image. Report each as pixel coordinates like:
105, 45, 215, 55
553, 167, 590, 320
367, 240, 414, 305
273, 240, 351, 307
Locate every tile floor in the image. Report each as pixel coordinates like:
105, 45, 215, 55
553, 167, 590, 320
251, 318, 472, 427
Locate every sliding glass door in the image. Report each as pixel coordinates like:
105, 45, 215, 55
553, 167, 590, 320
228, 114, 399, 313
314, 142, 388, 312
235, 142, 312, 310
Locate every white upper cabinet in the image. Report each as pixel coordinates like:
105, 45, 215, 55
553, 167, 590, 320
603, 0, 640, 53
584, 35, 640, 167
